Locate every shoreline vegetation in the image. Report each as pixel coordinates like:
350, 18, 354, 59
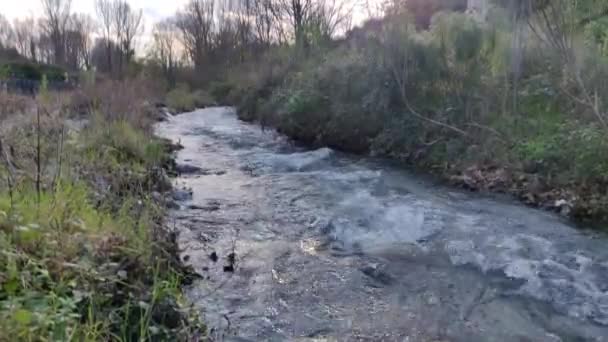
3, 0, 608, 340
0, 78, 204, 341
185, 3, 608, 227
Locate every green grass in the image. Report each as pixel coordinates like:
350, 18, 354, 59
0, 113, 201, 341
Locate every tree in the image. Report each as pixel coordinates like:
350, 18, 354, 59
252, 0, 279, 47
95, 0, 114, 72
175, 0, 215, 71
112, 0, 144, 75
150, 19, 180, 85
13, 18, 39, 61
0, 14, 14, 49
39, 0, 72, 66
70, 13, 98, 70
94, 0, 143, 76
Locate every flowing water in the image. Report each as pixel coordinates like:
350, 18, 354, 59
156, 107, 608, 341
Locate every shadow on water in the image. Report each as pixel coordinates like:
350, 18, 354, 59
157, 107, 608, 341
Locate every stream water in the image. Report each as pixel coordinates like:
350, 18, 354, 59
156, 107, 608, 341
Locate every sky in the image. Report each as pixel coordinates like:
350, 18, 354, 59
2, 0, 377, 50
2, 0, 190, 23
2, 0, 193, 52
3, 0, 378, 26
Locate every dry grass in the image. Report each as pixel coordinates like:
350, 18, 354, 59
0, 92, 32, 122
0, 80, 203, 341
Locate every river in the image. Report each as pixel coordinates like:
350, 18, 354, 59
156, 107, 608, 341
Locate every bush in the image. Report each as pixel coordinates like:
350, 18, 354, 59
166, 84, 215, 112
517, 122, 608, 183
0, 62, 66, 82
209, 81, 234, 103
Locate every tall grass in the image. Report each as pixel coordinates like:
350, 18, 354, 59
0, 82, 202, 340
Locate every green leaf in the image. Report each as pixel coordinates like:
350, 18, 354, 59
3, 278, 19, 295
14, 309, 32, 325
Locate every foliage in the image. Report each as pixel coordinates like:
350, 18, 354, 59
0, 85, 203, 340
517, 122, 608, 182
0, 62, 67, 82
212, 3, 608, 221
166, 84, 215, 112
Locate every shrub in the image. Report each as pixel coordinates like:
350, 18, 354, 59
0, 62, 66, 82
209, 81, 234, 103
166, 84, 215, 112
517, 122, 608, 183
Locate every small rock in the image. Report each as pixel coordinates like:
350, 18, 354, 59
176, 163, 203, 174
209, 252, 219, 262
151, 191, 162, 202
172, 189, 193, 201
361, 264, 394, 285
227, 252, 236, 265
200, 169, 228, 176
187, 203, 220, 211
554, 199, 573, 217
166, 199, 180, 210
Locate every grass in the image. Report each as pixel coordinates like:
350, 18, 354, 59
0, 85, 203, 341
166, 84, 215, 113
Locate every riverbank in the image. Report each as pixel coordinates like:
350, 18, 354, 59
204, 11, 608, 226
231, 92, 608, 225
152, 107, 608, 340
0, 82, 204, 340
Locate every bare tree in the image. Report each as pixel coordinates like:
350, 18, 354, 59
175, 0, 216, 71
39, 0, 72, 66
271, 0, 352, 49
113, 1, 143, 75
13, 18, 39, 61
91, 37, 121, 73
310, 0, 353, 40
252, 0, 278, 47
95, 0, 114, 72
37, 31, 55, 64
94, 0, 143, 76
0, 14, 14, 49
150, 19, 180, 85
278, 0, 313, 47
69, 13, 97, 69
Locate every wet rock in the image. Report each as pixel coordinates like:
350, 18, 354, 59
176, 163, 203, 174
151, 191, 162, 202
187, 202, 221, 211
172, 189, 193, 201
151, 297, 182, 329
200, 168, 227, 176
209, 252, 219, 262
166, 199, 180, 210
361, 264, 394, 286
554, 199, 573, 217
227, 252, 236, 265
224, 252, 237, 273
